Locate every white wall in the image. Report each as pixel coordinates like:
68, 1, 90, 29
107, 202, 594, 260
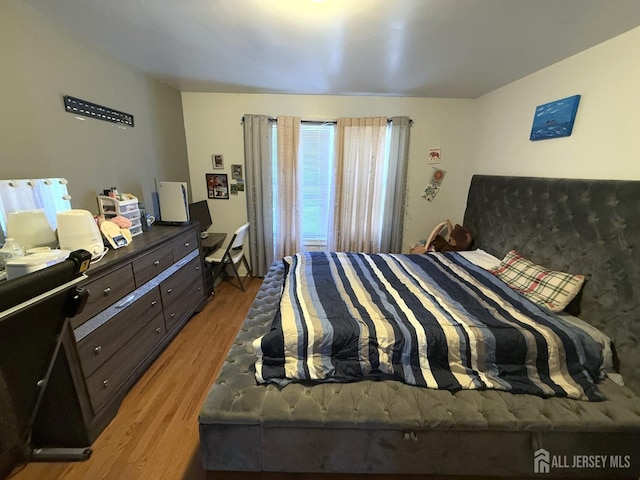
181, 93, 474, 252
0, 1, 190, 214
183, 26, 640, 256
469, 26, 640, 187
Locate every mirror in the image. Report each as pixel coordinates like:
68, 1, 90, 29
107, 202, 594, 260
0, 179, 72, 242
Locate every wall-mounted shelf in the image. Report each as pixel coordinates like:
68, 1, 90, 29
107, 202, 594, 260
64, 96, 134, 127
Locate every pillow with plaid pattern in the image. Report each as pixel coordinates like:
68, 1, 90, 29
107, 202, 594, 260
489, 250, 585, 312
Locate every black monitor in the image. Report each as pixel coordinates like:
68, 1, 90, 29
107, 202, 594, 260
188, 200, 212, 233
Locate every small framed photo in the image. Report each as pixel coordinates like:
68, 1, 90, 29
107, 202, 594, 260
231, 164, 243, 180
230, 184, 239, 195
212, 154, 224, 169
428, 147, 441, 164
206, 173, 229, 199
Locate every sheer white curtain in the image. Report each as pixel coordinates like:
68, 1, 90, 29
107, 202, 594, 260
243, 114, 274, 277
274, 116, 301, 259
328, 117, 388, 252
247, 115, 410, 265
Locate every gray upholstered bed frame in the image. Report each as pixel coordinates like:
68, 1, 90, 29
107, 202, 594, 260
463, 175, 640, 395
199, 175, 640, 478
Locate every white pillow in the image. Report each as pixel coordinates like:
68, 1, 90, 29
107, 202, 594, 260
458, 249, 501, 270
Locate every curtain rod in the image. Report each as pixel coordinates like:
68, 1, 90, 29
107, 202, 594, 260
241, 116, 412, 125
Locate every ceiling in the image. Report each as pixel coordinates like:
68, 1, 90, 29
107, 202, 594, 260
25, 0, 640, 98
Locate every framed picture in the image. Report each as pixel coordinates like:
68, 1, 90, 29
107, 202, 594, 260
530, 95, 581, 141
206, 173, 229, 199
212, 154, 224, 169
428, 147, 441, 164
231, 164, 243, 180
230, 184, 239, 195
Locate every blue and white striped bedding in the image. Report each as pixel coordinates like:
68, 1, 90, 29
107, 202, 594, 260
253, 251, 605, 401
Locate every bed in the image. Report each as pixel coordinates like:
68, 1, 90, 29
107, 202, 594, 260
199, 175, 640, 478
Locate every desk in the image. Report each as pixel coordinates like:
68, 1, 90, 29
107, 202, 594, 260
201, 232, 226, 253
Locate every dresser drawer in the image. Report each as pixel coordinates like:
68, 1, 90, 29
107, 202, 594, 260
85, 313, 167, 413
171, 230, 198, 262
163, 279, 204, 332
70, 264, 135, 329
160, 256, 203, 307
77, 288, 162, 378
132, 243, 174, 287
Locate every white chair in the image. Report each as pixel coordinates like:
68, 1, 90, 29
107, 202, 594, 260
204, 222, 252, 291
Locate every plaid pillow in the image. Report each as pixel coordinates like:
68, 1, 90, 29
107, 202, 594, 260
489, 250, 584, 312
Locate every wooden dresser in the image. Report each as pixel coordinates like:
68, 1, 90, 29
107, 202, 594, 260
31, 224, 208, 447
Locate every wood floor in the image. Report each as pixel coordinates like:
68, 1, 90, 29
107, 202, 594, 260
9, 277, 262, 480
9, 277, 522, 480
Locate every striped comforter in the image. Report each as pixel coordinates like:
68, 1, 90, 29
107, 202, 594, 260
253, 252, 604, 401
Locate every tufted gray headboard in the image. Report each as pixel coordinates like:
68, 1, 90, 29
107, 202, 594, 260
463, 175, 640, 395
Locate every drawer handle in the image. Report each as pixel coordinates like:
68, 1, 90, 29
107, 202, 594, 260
155, 327, 162, 334
184, 242, 190, 248
154, 260, 160, 266
102, 379, 110, 389
167, 288, 173, 294
196, 266, 200, 271
151, 300, 158, 306
103, 287, 111, 296
170, 312, 176, 318
197, 286, 202, 291
94, 345, 102, 355
115, 294, 136, 309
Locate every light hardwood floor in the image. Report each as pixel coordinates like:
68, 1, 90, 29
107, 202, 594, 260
10, 277, 262, 480
9, 277, 516, 480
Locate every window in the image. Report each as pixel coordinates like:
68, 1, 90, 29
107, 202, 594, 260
270, 117, 408, 255
299, 124, 334, 247
272, 123, 334, 250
